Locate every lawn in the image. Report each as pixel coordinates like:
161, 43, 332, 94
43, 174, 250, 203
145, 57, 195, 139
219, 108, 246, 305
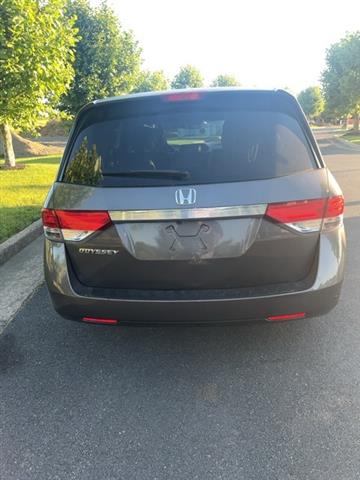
342, 132, 360, 145
0, 155, 61, 243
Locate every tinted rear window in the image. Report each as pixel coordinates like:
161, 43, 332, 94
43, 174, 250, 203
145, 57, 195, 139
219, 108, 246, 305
63, 102, 316, 187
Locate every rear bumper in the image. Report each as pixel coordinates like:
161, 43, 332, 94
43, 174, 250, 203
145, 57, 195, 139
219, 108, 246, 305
49, 284, 342, 324
44, 226, 346, 324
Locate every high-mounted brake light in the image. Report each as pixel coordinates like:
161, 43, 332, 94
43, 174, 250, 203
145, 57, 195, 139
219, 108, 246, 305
163, 91, 202, 102
41, 209, 112, 242
265, 195, 344, 233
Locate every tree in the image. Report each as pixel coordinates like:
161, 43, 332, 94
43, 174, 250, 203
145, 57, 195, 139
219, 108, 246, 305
321, 32, 360, 130
211, 74, 241, 87
63, 137, 102, 185
297, 86, 325, 119
132, 70, 169, 93
171, 65, 204, 89
0, 0, 77, 167
61, 0, 142, 114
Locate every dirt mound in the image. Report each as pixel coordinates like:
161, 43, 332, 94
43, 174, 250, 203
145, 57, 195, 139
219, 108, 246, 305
39, 119, 72, 137
11, 132, 64, 157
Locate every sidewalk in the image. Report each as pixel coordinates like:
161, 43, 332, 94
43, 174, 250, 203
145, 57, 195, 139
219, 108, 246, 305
0, 236, 44, 334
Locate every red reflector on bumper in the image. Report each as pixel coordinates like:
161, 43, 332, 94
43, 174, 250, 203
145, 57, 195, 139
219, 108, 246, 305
82, 317, 118, 325
266, 312, 306, 321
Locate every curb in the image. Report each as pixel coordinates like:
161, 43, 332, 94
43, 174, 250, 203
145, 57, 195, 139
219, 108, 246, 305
0, 219, 42, 266
0, 235, 44, 335
0, 277, 44, 336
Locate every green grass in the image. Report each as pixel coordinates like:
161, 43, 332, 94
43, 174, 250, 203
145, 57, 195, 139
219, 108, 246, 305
0, 155, 61, 243
342, 132, 360, 145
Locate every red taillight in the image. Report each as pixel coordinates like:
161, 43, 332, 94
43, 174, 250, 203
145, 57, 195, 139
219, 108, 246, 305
55, 210, 111, 231
163, 91, 202, 102
266, 199, 327, 223
41, 208, 60, 228
41, 209, 112, 241
83, 317, 118, 325
266, 312, 306, 321
265, 195, 344, 233
325, 195, 344, 217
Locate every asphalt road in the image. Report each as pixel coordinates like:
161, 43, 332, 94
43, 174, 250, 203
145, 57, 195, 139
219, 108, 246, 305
1, 130, 360, 480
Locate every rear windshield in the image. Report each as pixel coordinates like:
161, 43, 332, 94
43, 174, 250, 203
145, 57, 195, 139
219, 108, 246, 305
62, 107, 316, 187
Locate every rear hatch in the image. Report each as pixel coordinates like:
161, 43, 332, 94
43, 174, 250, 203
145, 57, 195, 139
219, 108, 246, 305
50, 90, 329, 291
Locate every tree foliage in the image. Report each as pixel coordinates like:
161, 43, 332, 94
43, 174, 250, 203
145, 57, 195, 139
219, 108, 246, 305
61, 0, 142, 114
63, 137, 102, 185
132, 70, 169, 93
297, 86, 325, 119
0, 0, 77, 130
0, 0, 77, 166
211, 74, 241, 87
171, 65, 204, 89
321, 32, 360, 127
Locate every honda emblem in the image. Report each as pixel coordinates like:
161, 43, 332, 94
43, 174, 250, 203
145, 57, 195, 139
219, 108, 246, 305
175, 188, 196, 205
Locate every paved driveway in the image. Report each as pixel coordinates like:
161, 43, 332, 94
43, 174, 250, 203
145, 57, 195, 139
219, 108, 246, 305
1, 130, 360, 480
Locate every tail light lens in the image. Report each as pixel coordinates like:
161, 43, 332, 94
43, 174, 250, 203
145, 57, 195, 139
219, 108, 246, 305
41, 208, 62, 241
41, 209, 112, 242
265, 195, 344, 233
42, 208, 59, 228
323, 195, 345, 231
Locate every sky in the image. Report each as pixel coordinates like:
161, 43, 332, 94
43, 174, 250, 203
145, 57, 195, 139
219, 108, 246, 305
96, 0, 360, 94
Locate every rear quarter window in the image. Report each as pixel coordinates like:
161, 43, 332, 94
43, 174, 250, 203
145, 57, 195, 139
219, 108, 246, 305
274, 121, 314, 176
62, 105, 316, 187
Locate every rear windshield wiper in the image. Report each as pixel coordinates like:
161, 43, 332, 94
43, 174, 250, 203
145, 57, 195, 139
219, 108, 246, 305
102, 169, 190, 179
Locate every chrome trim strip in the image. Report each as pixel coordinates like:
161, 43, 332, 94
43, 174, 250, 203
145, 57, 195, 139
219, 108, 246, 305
109, 204, 267, 222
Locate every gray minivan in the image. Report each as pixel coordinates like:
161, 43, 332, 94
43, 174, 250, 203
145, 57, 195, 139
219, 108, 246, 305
42, 88, 345, 325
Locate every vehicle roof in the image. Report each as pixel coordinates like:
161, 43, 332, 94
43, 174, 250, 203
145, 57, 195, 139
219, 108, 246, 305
92, 88, 294, 106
